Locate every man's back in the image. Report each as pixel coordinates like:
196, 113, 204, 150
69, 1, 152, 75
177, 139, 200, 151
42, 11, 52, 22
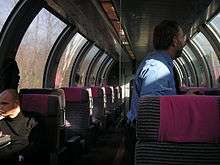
127, 51, 177, 122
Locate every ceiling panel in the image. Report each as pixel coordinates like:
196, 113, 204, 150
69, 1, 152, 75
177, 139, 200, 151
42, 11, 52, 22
113, 0, 213, 62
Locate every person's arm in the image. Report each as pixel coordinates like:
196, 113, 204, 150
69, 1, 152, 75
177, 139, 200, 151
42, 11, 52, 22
140, 68, 175, 96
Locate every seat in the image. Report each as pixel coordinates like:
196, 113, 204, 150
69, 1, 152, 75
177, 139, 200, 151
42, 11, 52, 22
62, 87, 90, 141
103, 86, 114, 126
20, 93, 63, 165
91, 86, 105, 128
136, 95, 220, 165
20, 88, 65, 127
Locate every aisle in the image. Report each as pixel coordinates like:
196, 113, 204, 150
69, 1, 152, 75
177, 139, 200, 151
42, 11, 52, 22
76, 128, 123, 165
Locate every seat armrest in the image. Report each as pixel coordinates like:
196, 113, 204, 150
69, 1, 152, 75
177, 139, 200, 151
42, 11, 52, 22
66, 136, 81, 145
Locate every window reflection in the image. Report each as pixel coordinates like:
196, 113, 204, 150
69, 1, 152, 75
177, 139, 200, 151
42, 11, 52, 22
192, 32, 220, 86
183, 45, 207, 86
55, 33, 87, 88
90, 53, 108, 85
101, 59, 113, 85
16, 9, 66, 88
209, 13, 220, 39
173, 61, 184, 86
78, 46, 99, 86
179, 57, 196, 86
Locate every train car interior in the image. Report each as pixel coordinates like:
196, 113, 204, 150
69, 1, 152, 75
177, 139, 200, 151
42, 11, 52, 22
0, 0, 220, 164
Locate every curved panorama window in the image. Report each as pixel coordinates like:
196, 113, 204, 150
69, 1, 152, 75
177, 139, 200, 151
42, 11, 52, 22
90, 53, 108, 85
192, 32, 220, 86
183, 45, 207, 86
0, 0, 18, 32
78, 45, 99, 86
181, 56, 196, 86
16, 9, 66, 88
55, 33, 87, 88
209, 13, 220, 40
173, 61, 184, 86
101, 58, 113, 84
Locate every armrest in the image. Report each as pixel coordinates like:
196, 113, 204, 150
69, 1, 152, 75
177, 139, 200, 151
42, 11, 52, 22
66, 136, 81, 145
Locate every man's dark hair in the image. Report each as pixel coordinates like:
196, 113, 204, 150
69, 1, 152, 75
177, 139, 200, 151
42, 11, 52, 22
153, 20, 180, 50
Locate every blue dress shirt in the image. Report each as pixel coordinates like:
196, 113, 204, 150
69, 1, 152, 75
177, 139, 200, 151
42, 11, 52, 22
127, 51, 177, 122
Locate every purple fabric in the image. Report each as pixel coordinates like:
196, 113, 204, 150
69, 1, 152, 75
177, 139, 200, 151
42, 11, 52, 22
91, 87, 102, 97
21, 94, 48, 115
159, 95, 220, 142
62, 87, 88, 102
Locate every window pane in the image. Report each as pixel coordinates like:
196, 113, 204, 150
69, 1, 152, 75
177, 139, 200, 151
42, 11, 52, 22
192, 32, 220, 86
209, 13, 220, 38
183, 45, 207, 86
16, 9, 66, 88
102, 59, 113, 78
0, 0, 18, 32
90, 53, 108, 85
78, 45, 99, 85
181, 53, 196, 86
55, 33, 87, 88
173, 61, 184, 86
178, 57, 193, 86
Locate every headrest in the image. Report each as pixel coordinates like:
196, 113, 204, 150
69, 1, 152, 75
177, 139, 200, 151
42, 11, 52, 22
91, 86, 103, 97
62, 87, 89, 102
20, 94, 49, 115
159, 95, 220, 142
20, 88, 65, 108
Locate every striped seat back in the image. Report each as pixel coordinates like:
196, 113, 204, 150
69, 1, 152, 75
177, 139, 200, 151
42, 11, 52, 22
62, 87, 89, 139
136, 95, 220, 165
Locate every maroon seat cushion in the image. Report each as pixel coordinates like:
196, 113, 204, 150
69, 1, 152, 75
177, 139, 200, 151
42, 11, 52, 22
159, 95, 220, 142
91, 86, 103, 98
21, 94, 48, 115
62, 87, 89, 102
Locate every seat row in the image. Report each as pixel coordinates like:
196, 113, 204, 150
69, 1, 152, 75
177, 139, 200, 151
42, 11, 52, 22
19, 85, 123, 165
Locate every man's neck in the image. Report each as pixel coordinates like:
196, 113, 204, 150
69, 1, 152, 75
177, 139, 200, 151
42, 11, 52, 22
164, 48, 176, 60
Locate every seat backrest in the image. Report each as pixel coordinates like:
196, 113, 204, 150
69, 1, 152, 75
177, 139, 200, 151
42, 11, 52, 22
20, 93, 61, 152
101, 87, 107, 108
20, 88, 65, 127
136, 95, 220, 165
137, 96, 160, 141
62, 87, 89, 139
91, 86, 104, 122
85, 87, 93, 116
104, 86, 113, 113
137, 95, 220, 142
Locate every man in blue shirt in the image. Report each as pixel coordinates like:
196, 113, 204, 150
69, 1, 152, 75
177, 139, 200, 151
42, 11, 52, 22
127, 20, 186, 122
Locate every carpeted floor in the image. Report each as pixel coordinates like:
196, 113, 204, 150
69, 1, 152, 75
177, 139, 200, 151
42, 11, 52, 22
75, 128, 125, 165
